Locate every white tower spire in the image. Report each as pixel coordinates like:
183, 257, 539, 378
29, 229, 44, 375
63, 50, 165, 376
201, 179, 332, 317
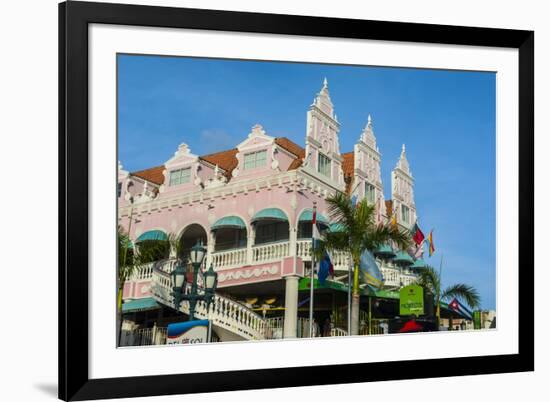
304, 78, 343, 188
391, 144, 415, 228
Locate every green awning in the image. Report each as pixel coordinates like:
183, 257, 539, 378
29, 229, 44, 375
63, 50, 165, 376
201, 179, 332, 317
374, 243, 395, 258
298, 209, 329, 225
394, 251, 414, 265
211, 216, 246, 230
122, 297, 160, 313
411, 258, 428, 269
251, 208, 288, 223
136, 230, 168, 242
297, 278, 400, 299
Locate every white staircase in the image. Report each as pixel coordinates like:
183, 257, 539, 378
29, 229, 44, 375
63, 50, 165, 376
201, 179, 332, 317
151, 259, 269, 341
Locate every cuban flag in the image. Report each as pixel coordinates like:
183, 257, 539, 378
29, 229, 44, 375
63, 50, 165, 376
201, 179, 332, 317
448, 298, 473, 320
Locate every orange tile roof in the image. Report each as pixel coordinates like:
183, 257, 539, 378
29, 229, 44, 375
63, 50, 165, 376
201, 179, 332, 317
275, 137, 305, 171
275, 137, 305, 159
199, 148, 239, 177
129, 137, 332, 184
341, 152, 355, 194
131, 165, 165, 185
288, 158, 304, 170
341, 152, 354, 177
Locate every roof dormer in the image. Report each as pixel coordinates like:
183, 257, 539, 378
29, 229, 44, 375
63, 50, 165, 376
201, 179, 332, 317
159, 142, 201, 194
232, 124, 278, 179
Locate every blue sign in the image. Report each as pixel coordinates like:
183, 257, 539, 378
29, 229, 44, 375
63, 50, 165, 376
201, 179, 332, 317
167, 320, 210, 345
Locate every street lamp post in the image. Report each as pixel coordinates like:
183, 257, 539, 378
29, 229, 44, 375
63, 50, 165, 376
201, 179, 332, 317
171, 241, 218, 322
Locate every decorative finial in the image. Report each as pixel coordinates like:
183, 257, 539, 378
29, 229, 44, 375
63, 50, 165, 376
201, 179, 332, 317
249, 124, 266, 138
323, 77, 328, 88
177, 143, 190, 156
402, 144, 406, 154
368, 114, 372, 125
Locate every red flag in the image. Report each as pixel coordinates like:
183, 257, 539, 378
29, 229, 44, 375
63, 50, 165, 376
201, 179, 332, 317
412, 222, 425, 245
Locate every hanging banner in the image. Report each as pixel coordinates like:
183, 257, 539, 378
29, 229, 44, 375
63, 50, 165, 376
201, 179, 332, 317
399, 284, 424, 316
166, 320, 209, 345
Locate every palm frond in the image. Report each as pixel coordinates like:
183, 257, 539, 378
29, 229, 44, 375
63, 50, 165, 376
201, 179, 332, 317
441, 284, 481, 309
363, 223, 411, 252
414, 266, 440, 296
326, 192, 355, 229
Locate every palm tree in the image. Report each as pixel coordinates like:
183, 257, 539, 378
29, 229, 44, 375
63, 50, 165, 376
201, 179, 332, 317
117, 226, 174, 344
414, 265, 480, 330
322, 192, 411, 335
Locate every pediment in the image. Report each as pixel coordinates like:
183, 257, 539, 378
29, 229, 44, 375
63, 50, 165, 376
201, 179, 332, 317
164, 143, 199, 168
237, 124, 274, 151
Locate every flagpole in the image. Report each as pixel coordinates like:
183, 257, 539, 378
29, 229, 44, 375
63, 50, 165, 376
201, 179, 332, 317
437, 253, 443, 331
347, 262, 352, 335
309, 202, 317, 338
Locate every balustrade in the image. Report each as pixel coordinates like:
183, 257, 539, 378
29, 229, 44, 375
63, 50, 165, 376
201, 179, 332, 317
380, 266, 401, 287
120, 326, 167, 347
252, 241, 289, 263
151, 265, 268, 341
211, 247, 247, 269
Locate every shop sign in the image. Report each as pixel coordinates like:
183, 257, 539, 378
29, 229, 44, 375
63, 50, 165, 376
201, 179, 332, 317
400, 284, 424, 316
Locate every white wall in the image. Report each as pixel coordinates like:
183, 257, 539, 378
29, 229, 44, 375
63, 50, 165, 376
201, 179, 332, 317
0, 0, 546, 401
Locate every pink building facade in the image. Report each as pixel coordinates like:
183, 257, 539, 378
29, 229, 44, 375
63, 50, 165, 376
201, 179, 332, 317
118, 79, 424, 342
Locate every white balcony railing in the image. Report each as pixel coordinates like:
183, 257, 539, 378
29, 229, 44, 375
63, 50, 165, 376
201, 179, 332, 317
211, 247, 247, 269
120, 326, 167, 347
252, 241, 289, 263
129, 262, 155, 280
152, 263, 269, 341
125, 244, 418, 293
380, 267, 401, 288
296, 239, 350, 272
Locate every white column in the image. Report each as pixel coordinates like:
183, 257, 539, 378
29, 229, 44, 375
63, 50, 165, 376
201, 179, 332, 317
246, 225, 255, 264
205, 231, 216, 268
283, 276, 300, 338
289, 226, 297, 257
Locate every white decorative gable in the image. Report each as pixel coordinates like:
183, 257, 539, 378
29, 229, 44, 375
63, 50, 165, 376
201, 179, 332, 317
355, 115, 382, 185
165, 142, 199, 167
118, 160, 129, 181
233, 124, 277, 178
159, 142, 200, 193
391, 144, 416, 227
360, 115, 377, 151
303, 79, 344, 189
236, 124, 274, 150
353, 115, 384, 219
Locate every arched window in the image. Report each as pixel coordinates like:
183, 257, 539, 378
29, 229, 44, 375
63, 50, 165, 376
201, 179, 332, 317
211, 216, 247, 251
251, 208, 289, 245
297, 209, 329, 239
135, 230, 170, 262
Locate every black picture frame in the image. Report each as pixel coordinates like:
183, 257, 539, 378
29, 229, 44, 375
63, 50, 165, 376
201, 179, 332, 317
59, 1, 534, 400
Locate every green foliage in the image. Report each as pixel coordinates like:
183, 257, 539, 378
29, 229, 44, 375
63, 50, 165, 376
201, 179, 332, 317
117, 226, 174, 284
320, 192, 411, 263
415, 265, 481, 309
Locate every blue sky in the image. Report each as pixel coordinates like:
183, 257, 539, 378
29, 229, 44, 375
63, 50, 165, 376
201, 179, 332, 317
118, 54, 496, 310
